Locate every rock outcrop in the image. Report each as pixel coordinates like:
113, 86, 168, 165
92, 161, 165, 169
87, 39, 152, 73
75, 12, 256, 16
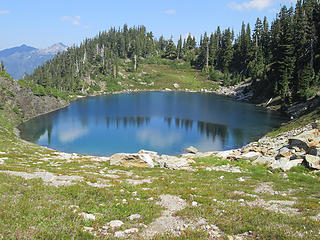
0, 76, 68, 119
215, 120, 320, 171
109, 150, 196, 170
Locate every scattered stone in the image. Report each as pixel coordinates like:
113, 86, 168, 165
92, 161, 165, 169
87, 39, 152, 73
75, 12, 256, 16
79, 212, 96, 221
311, 213, 320, 221
142, 194, 189, 238
206, 165, 243, 173
0, 170, 83, 187
109, 220, 124, 228
192, 201, 198, 207
237, 177, 245, 182
220, 176, 224, 180
126, 178, 152, 185
128, 214, 141, 221
114, 231, 125, 238
83, 226, 94, 234
158, 195, 188, 212
184, 146, 199, 154
124, 228, 139, 234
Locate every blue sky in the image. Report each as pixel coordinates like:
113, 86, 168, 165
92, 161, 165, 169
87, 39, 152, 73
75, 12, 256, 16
1, 0, 297, 50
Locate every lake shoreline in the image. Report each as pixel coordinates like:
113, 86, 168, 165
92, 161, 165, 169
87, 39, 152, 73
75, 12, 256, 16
15, 87, 287, 163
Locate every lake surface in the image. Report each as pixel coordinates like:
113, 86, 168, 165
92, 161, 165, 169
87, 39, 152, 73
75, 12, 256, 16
19, 92, 286, 156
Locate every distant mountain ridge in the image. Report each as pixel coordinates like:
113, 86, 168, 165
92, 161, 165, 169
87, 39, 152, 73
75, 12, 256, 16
0, 43, 67, 79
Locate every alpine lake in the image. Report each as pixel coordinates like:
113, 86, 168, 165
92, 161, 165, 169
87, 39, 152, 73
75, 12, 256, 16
19, 92, 287, 156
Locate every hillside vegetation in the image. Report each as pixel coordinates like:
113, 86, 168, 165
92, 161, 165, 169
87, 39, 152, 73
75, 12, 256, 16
24, 0, 320, 110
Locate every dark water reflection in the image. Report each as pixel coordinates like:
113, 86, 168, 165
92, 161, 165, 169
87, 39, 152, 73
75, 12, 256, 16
19, 92, 287, 156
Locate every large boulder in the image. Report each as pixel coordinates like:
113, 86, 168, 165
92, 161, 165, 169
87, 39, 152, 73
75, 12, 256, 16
288, 138, 309, 152
239, 151, 261, 160
110, 153, 155, 168
304, 155, 320, 170
277, 146, 293, 159
216, 150, 236, 159
270, 157, 303, 171
158, 155, 190, 170
184, 146, 199, 154
308, 147, 320, 157
252, 156, 274, 165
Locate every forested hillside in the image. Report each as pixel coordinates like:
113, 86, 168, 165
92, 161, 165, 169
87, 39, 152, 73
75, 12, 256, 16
26, 0, 320, 109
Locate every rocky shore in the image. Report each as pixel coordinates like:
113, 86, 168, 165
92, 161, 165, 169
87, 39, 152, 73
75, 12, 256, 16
216, 121, 320, 172
102, 120, 320, 173
2, 74, 319, 173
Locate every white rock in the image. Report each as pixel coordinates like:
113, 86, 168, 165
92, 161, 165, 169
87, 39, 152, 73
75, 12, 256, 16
114, 231, 125, 238
124, 228, 139, 234
128, 214, 141, 220
173, 83, 180, 89
109, 220, 124, 228
83, 226, 94, 232
184, 146, 199, 154
271, 158, 303, 171
192, 201, 198, 207
237, 177, 245, 182
219, 176, 224, 180
79, 212, 95, 220
216, 150, 235, 159
253, 156, 274, 165
240, 151, 261, 160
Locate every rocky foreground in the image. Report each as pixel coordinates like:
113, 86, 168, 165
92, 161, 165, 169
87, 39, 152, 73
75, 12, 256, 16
103, 121, 320, 174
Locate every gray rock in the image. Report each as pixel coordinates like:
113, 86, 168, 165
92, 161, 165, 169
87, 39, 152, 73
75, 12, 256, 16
109, 153, 155, 168
288, 138, 309, 152
114, 231, 125, 238
79, 212, 96, 220
253, 156, 274, 165
128, 214, 141, 221
124, 228, 139, 234
159, 155, 189, 170
173, 83, 180, 89
184, 146, 199, 154
270, 158, 303, 171
308, 147, 320, 157
277, 146, 292, 158
304, 155, 320, 170
239, 151, 261, 160
109, 220, 124, 228
216, 150, 235, 158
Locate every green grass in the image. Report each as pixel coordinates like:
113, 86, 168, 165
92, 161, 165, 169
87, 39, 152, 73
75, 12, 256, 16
267, 108, 320, 137
0, 66, 320, 239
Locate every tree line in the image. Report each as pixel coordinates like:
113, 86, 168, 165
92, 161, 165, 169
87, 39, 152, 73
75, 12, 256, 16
26, 0, 320, 108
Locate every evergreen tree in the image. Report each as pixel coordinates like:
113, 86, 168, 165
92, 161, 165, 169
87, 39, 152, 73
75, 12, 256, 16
176, 35, 183, 59
0, 61, 5, 72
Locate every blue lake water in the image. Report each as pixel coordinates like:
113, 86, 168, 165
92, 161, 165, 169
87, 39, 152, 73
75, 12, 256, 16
19, 92, 287, 156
